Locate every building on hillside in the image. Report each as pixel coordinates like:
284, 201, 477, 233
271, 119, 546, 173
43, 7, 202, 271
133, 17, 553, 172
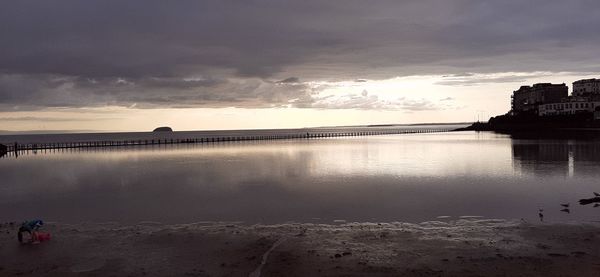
573, 78, 600, 97
511, 83, 568, 114
538, 98, 600, 116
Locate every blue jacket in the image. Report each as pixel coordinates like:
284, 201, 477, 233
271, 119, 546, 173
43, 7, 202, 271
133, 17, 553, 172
21, 219, 43, 231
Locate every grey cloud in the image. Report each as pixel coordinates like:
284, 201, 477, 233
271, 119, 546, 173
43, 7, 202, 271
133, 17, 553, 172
4, 0, 600, 79
0, 74, 315, 110
277, 77, 300, 84
435, 73, 552, 86
442, 73, 474, 78
295, 90, 445, 111
2, 0, 600, 110
398, 99, 439, 112
304, 94, 383, 110
440, 97, 454, 101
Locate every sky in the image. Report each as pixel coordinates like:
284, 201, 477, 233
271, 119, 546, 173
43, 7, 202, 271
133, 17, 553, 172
1, 0, 600, 132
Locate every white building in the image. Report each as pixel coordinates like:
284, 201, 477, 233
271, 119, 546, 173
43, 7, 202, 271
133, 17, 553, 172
539, 99, 600, 116
573, 79, 600, 97
532, 77, 600, 117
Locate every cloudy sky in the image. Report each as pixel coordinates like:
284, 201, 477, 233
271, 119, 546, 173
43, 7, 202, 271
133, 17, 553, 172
1, 0, 600, 132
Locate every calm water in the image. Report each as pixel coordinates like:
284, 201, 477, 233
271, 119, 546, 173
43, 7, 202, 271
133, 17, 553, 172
1, 131, 600, 224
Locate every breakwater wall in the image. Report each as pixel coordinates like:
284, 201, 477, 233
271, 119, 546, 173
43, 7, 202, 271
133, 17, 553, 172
2, 128, 454, 157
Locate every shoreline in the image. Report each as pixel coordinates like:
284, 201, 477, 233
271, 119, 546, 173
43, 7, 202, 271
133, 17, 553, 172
455, 112, 600, 135
456, 122, 600, 139
2, 219, 599, 276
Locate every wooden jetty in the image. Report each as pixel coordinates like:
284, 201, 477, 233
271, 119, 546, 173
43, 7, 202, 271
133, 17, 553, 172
0, 143, 6, 157
1, 128, 454, 157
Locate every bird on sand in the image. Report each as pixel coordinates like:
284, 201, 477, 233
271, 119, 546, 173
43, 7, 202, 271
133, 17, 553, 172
560, 203, 569, 208
538, 209, 544, 222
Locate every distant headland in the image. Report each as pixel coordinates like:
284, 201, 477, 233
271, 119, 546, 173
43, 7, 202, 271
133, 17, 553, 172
461, 78, 600, 133
153, 127, 173, 132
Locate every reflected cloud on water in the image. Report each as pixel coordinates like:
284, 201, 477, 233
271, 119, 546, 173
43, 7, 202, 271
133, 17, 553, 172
2, 132, 600, 224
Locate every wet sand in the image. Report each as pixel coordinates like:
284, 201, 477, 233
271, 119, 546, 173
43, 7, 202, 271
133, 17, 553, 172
1, 219, 599, 276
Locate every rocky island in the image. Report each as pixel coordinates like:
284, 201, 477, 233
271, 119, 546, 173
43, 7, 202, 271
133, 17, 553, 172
153, 126, 173, 132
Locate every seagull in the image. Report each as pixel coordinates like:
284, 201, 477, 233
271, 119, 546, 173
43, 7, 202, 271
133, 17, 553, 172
560, 208, 570, 214
560, 203, 570, 208
594, 192, 600, 197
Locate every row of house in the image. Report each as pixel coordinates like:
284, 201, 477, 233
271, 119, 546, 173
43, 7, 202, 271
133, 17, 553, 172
510, 78, 600, 117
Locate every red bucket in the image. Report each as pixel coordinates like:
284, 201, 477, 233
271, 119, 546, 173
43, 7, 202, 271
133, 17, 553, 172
36, 232, 51, 242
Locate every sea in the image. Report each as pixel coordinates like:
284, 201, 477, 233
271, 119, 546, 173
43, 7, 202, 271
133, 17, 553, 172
1, 124, 600, 225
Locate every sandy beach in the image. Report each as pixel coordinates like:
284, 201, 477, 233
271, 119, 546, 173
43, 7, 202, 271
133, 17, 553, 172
1, 219, 599, 276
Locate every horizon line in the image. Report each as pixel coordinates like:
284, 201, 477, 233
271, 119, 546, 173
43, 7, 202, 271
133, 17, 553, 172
0, 121, 474, 136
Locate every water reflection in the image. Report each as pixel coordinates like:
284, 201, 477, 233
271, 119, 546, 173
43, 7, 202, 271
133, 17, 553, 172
1, 132, 600, 224
512, 139, 600, 176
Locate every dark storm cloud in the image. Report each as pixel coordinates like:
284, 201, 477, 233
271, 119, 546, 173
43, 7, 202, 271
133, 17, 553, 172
0, 74, 316, 110
1, 0, 600, 110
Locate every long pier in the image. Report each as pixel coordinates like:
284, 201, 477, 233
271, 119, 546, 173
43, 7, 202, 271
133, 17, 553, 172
0, 128, 455, 157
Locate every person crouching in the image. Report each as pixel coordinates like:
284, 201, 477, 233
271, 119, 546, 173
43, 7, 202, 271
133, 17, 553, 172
18, 219, 44, 244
